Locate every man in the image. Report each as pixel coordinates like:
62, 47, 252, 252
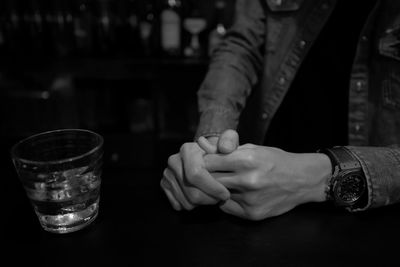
160, 0, 400, 220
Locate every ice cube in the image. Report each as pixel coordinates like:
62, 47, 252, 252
37, 173, 49, 180
61, 166, 89, 179
34, 182, 46, 190
49, 189, 73, 201
62, 203, 86, 212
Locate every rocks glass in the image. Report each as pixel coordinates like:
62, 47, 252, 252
11, 129, 103, 234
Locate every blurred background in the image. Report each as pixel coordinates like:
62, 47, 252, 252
0, 0, 236, 171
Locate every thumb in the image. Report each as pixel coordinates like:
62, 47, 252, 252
218, 129, 239, 154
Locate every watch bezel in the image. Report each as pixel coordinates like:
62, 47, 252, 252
332, 169, 366, 207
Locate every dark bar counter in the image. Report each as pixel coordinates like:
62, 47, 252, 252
3, 159, 400, 267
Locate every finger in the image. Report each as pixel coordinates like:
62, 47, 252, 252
186, 167, 230, 201
160, 179, 182, 210
180, 143, 230, 201
211, 173, 254, 204
197, 136, 217, 154
167, 154, 198, 207
210, 172, 243, 190
168, 154, 219, 205
164, 188, 182, 211
164, 168, 195, 210
203, 152, 243, 172
219, 199, 246, 219
218, 129, 239, 154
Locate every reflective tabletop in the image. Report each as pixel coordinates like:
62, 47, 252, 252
3, 162, 400, 267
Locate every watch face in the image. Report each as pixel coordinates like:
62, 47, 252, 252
334, 172, 366, 206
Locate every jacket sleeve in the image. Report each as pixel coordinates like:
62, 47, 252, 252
346, 146, 400, 211
195, 0, 266, 140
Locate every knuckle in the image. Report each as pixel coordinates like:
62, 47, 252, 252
162, 168, 170, 178
244, 174, 261, 189
160, 178, 166, 189
179, 142, 192, 154
242, 151, 256, 168
167, 154, 178, 167
179, 144, 186, 155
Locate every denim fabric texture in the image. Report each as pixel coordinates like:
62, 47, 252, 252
196, 0, 400, 211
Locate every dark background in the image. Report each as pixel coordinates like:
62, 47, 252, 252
0, 0, 374, 172
0, 0, 236, 172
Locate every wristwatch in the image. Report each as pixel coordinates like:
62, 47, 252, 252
318, 147, 367, 207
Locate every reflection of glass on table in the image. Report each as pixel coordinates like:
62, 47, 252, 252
11, 129, 103, 234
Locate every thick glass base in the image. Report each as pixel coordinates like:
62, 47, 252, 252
37, 201, 99, 234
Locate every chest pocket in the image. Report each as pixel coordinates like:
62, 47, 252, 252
379, 25, 400, 60
379, 23, 400, 109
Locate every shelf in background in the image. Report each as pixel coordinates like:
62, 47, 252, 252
0, 57, 209, 80
0, 56, 206, 170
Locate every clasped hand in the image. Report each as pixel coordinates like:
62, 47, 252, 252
160, 130, 331, 220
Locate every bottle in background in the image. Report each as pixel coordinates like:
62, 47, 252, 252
49, 0, 75, 58
73, 0, 95, 57
139, 1, 157, 57
95, 0, 116, 57
208, 0, 227, 57
160, 0, 182, 58
183, 4, 207, 59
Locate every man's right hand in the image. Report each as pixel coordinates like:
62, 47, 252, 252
160, 129, 239, 210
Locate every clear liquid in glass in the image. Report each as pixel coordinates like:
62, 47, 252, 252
23, 166, 101, 234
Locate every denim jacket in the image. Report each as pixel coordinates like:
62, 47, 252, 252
196, 0, 400, 211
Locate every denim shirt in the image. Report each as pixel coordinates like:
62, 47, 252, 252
196, 0, 400, 211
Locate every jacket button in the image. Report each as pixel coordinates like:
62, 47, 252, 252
279, 77, 286, 85
299, 40, 306, 49
261, 113, 269, 120
356, 81, 363, 91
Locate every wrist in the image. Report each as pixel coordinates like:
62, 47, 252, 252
303, 153, 332, 203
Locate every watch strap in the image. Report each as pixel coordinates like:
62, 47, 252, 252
320, 147, 361, 172
318, 147, 365, 205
